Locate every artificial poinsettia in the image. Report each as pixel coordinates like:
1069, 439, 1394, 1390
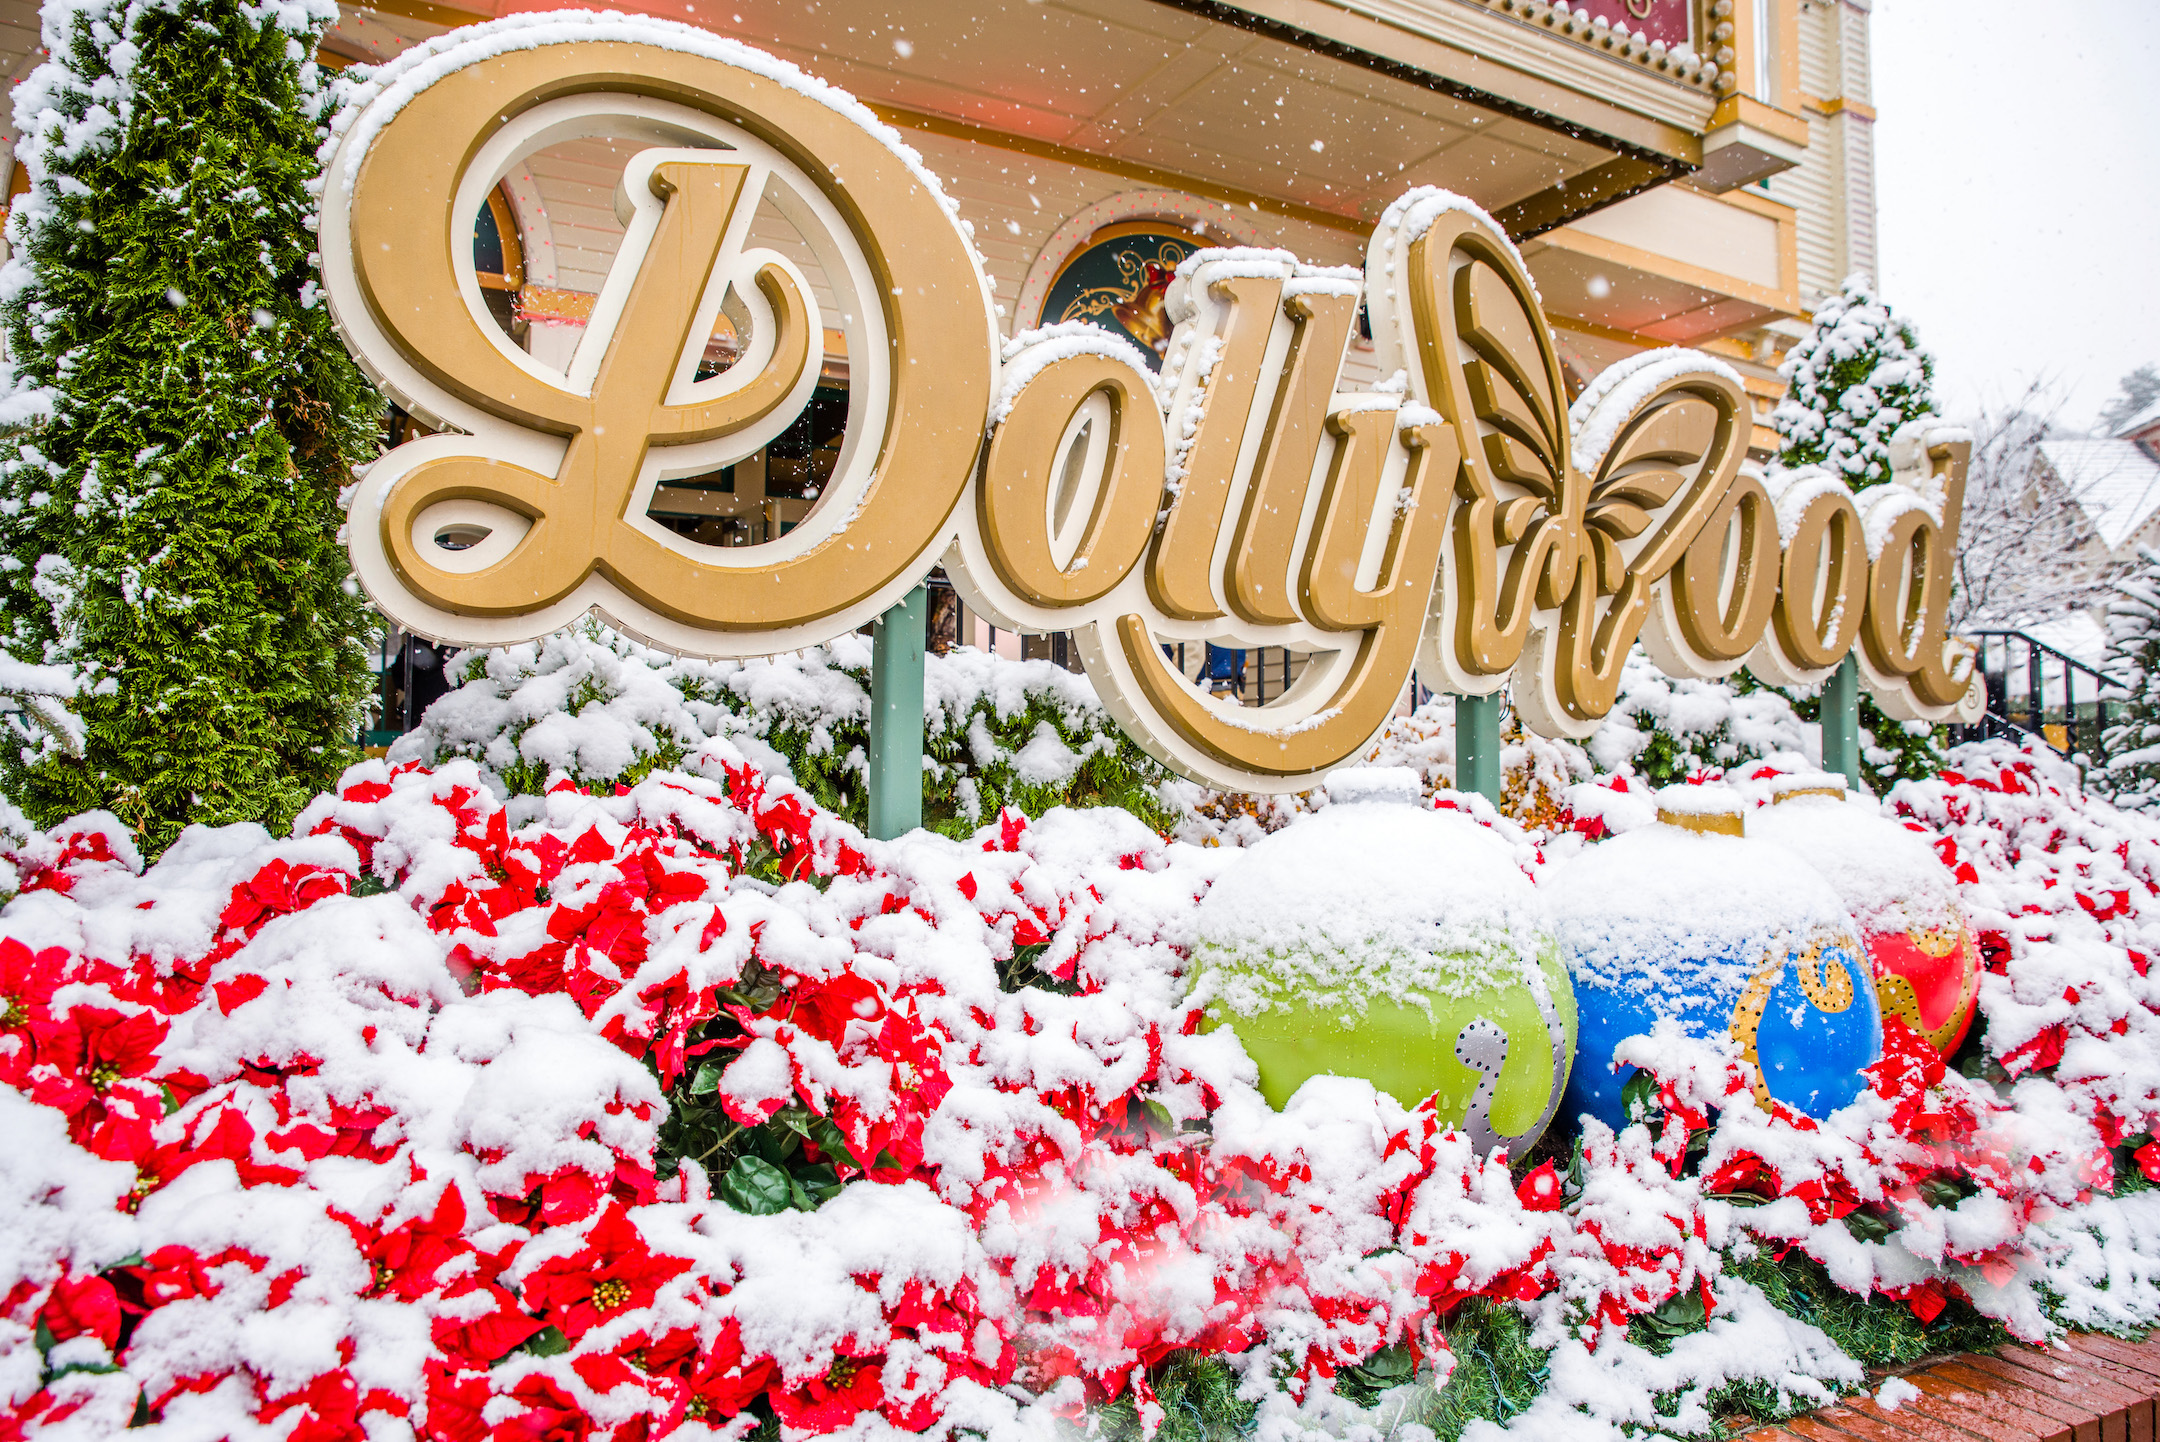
36, 1274, 122, 1349
770, 1349, 885, 1432
518, 1204, 691, 1340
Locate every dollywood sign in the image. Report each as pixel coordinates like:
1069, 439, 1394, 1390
321, 17, 1980, 794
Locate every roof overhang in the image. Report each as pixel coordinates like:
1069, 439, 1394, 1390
326, 0, 1724, 240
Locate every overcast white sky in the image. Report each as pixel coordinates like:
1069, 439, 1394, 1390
1872, 0, 2160, 431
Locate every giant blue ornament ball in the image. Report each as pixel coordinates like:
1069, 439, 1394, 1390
1544, 784, 1881, 1128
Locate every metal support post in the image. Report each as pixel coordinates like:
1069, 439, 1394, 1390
868, 585, 927, 840
1455, 691, 1501, 805
1822, 653, 1862, 793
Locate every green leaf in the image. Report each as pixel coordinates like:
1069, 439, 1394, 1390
46, 1357, 121, 1380
519, 1326, 569, 1359
687, 1060, 726, 1097
1139, 1098, 1177, 1137
750, 1125, 800, 1166
721, 1155, 792, 1215
788, 1112, 850, 1163
1620, 1070, 1660, 1123
791, 1161, 842, 1204
1843, 1207, 1897, 1243
1353, 1342, 1414, 1385
1915, 1175, 1968, 1209
1640, 1288, 1706, 1338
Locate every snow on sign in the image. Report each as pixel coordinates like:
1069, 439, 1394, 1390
320, 13, 1980, 794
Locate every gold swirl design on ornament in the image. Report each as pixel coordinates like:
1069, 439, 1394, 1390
1874, 972, 1931, 1044
1873, 924, 1981, 1053
1912, 926, 1960, 959
1796, 936, 1857, 1014
1729, 934, 1859, 1109
1730, 958, 1779, 1109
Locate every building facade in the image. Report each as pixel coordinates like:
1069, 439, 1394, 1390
0, 0, 1882, 684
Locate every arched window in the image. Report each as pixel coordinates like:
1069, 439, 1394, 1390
471, 184, 525, 339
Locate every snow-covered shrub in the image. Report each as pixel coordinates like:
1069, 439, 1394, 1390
1588, 652, 1811, 785
2104, 546, 2160, 810
396, 622, 1176, 839
0, 751, 1769, 1440
5, 730, 2160, 1440
1180, 659, 1812, 846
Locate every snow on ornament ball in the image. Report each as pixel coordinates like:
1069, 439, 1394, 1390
1189, 768, 1575, 1155
1548, 783, 1882, 1128
1750, 774, 1981, 1057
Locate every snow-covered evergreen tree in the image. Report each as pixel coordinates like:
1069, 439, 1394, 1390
2099, 364, 2160, 436
2102, 547, 2160, 809
1773, 274, 1935, 489
0, 0, 379, 849
1763, 274, 1946, 789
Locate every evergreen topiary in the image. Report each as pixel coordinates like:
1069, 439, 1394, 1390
2102, 546, 2160, 809
1762, 274, 1947, 787
1773, 274, 1935, 490
0, 0, 378, 850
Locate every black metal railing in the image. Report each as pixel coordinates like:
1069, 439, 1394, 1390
1954, 629, 2124, 762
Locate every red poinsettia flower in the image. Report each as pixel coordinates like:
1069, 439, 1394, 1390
767, 971, 885, 1048
680, 1319, 776, 1422
493, 1374, 590, 1442
1515, 1161, 1565, 1212
771, 1351, 884, 1432
135, 1246, 227, 1308
431, 1277, 545, 1368
31, 1004, 166, 1097
361, 1187, 469, 1301
0, 936, 67, 1030
519, 1204, 690, 1339
423, 1362, 492, 1442
125, 1107, 263, 1209
219, 859, 348, 938
28, 1005, 167, 1159
38, 1274, 121, 1349
494, 941, 572, 997
258, 1368, 365, 1442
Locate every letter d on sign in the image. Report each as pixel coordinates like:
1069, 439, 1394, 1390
320, 27, 998, 658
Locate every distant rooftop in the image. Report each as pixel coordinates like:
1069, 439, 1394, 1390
2116, 398, 2160, 443
2038, 439, 2160, 554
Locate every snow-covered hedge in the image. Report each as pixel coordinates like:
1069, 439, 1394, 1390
7, 727, 2160, 1441
1176, 653, 1815, 847
396, 623, 1177, 839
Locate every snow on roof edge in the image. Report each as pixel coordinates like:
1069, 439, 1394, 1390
2038, 439, 2160, 553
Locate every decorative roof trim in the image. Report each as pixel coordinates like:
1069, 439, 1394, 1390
1465, 0, 1722, 94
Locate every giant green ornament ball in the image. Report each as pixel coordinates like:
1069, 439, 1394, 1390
1190, 769, 1576, 1154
